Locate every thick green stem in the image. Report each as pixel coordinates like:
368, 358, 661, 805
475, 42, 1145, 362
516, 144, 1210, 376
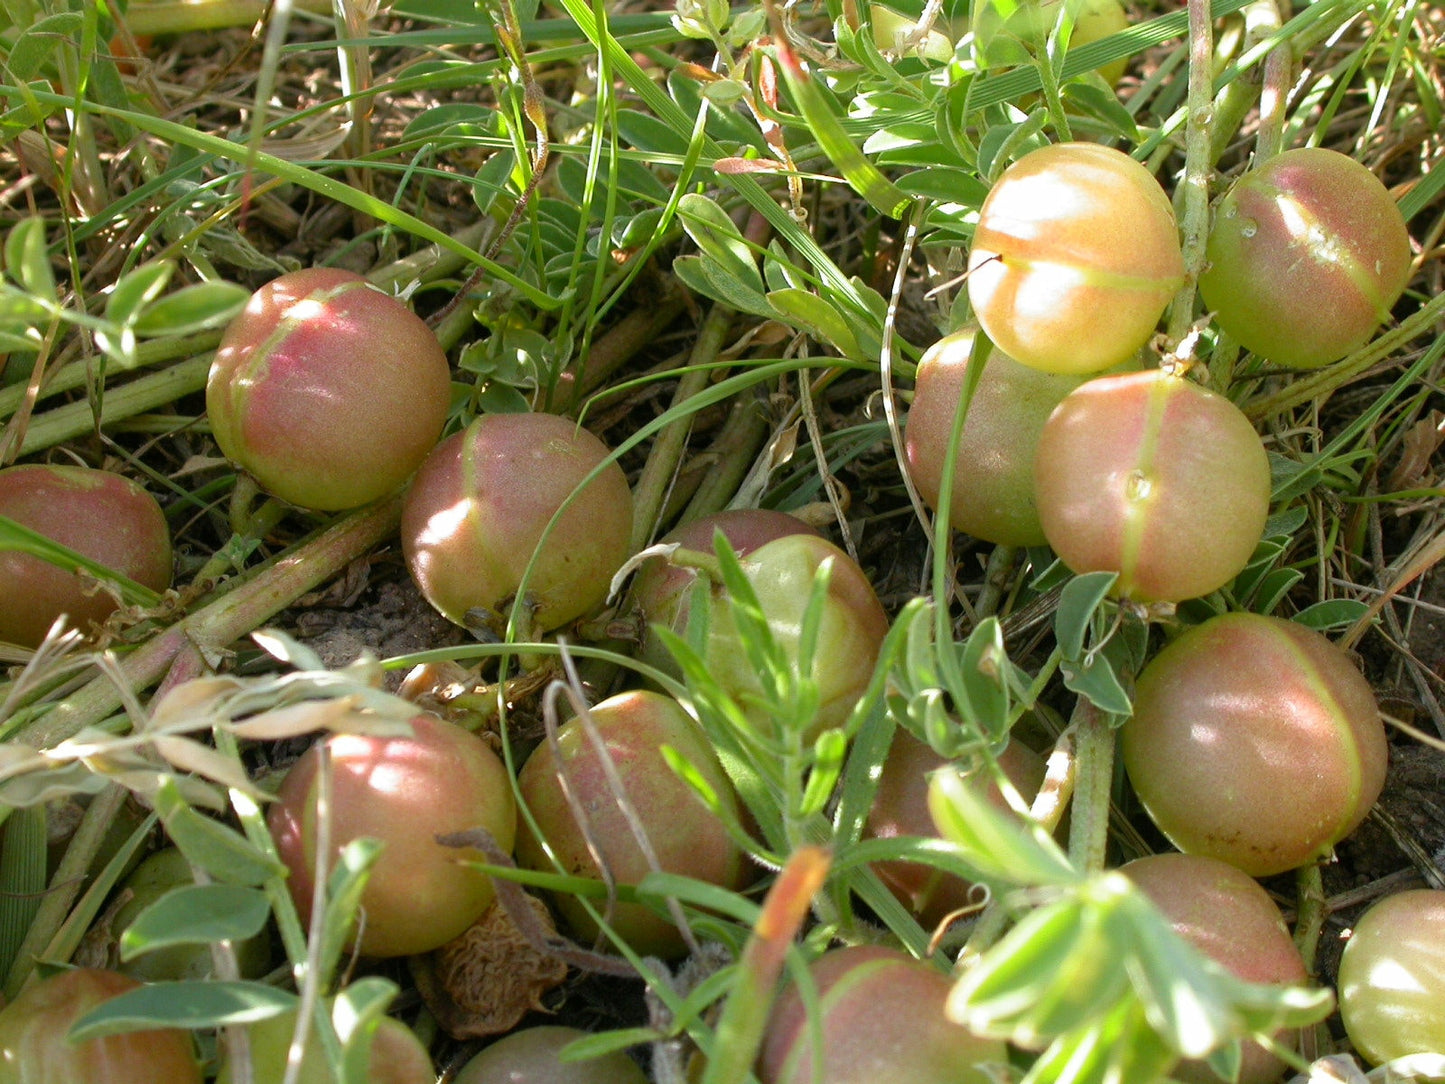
1066, 701, 1115, 874
675, 388, 771, 523
1293, 862, 1326, 974
1167, 0, 1217, 347
12, 497, 402, 750
628, 305, 733, 553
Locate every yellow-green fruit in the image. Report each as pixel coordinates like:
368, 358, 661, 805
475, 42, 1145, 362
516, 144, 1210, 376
968, 143, 1184, 375
973, 0, 1130, 85
1200, 148, 1412, 369
1339, 890, 1445, 1066
454, 1026, 648, 1084
217, 1009, 433, 1084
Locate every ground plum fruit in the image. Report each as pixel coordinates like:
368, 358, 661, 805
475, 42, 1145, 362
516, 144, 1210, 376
216, 1007, 434, 1084
1032, 368, 1271, 603
452, 1025, 648, 1084
1199, 148, 1412, 369
973, 0, 1130, 85
206, 268, 452, 510
628, 507, 819, 676
401, 411, 633, 634
1338, 889, 1445, 1066
1122, 852, 1309, 1084
698, 533, 889, 738
904, 327, 1084, 546
0, 967, 202, 1083
967, 142, 1184, 375
757, 945, 1008, 1084
1121, 612, 1387, 877
515, 689, 749, 958
268, 713, 516, 958
865, 730, 1046, 928
0, 463, 172, 648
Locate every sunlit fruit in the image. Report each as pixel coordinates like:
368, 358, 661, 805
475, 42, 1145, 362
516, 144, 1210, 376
207, 267, 453, 510
0, 464, 172, 648
904, 327, 1084, 546
453, 1025, 649, 1084
0, 967, 202, 1083
401, 411, 634, 633
1121, 613, 1388, 878
268, 713, 516, 958
1338, 889, 1445, 1066
1032, 368, 1271, 603
757, 945, 1008, 1084
1199, 148, 1413, 369
515, 689, 749, 958
967, 142, 1184, 375
1122, 852, 1309, 1084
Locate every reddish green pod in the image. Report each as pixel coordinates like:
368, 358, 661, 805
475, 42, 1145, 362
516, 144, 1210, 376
268, 713, 516, 958
401, 411, 634, 633
1200, 148, 1412, 369
0, 464, 172, 648
865, 730, 1046, 928
757, 945, 1008, 1084
968, 142, 1184, 375
453, 1026, 648, 1084
1121, 613, 1388, 878
1338, 889, 1445, 1066
207, 268, 452, 510
515, 689, 749, 959
1122, 852, 1310, 1084
629, 508, 820, 676
1032, 369, 1270, 603
0, 968, 202, 1083
904, 327, 1084, 546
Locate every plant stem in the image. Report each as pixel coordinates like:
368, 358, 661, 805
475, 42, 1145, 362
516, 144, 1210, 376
17, 355, 211, 458
675, 389, 771, 523
1293, 862, 1327, 973
1066, 700, 1115, 874
628, 305, 733, 552
12, 497, 402, 750
1167, 0, 1217, 347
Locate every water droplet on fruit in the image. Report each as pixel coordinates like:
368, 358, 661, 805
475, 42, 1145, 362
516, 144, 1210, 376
1125, 470, 1152, 502
1239, 218, 1258, 238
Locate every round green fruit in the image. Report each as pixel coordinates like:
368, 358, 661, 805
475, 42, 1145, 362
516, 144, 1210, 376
217, 1006, 433, 1084
1032, 368, 1271, 603
401, 411, 634, 633
967, 142, 1184, 375
453, 1026, 648, 1084
1338, 889, 1445, 1066
699, 533, 890, 738
629, 508, 820, 677
757, 945, 1008, 1084
1121, 613, 1388, 878
207, 268, 453, 510
0, 967, 202, 1083
112, 847, 271, 983
268, 713, 516, 958
973, 0, 1130, 85
1200, 148, 1412, 369
515, 689, 749, 958
0, 464, 172, 648
904, 327, 1084, 546
1122, 852, 1310, 1084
